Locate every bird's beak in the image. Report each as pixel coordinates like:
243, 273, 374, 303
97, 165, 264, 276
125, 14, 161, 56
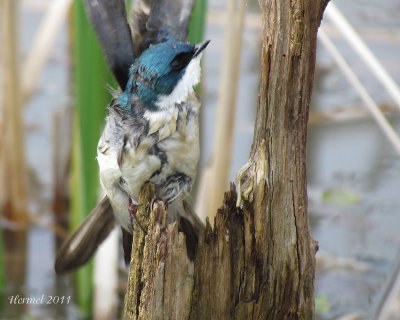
193, 40, 210, 58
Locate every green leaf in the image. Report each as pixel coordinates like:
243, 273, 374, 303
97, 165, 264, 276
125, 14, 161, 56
322, 188, 361, 205
315, 295, 331, 315
70, 0, 116, 315
188, 0, 207, 44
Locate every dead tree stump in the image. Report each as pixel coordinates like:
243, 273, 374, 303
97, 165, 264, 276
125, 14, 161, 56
123, 0, 329, 319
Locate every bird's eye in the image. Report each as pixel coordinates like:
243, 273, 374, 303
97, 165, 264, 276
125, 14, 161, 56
170, 52, 194, 71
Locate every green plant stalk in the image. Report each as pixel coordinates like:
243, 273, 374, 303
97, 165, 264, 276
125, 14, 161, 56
188, 0, 207, 44
125, 0, 132, 21
71, 0, 116, 315
188, 0, 207, 96
70, 114, 94, 314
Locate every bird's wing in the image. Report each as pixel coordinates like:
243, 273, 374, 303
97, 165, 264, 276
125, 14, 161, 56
131, 0, 196, 55
54, 196, 115, 274
83, 0, 135, 90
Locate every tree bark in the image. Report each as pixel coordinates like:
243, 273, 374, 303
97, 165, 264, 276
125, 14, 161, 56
123, 0, 329, 319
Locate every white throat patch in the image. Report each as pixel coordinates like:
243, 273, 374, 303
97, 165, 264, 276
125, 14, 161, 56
156, 54, 203, 110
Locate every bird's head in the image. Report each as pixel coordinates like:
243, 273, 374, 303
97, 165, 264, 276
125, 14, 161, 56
119, 39, 210, 112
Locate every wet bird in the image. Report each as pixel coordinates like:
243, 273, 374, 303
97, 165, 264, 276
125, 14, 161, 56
55, 0, 208, 273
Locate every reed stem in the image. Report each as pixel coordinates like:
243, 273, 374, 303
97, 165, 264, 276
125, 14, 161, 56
70, 0, 116, 314
0, 0, 28, 222
188, 0, 207, 44
196, 0, 245, 221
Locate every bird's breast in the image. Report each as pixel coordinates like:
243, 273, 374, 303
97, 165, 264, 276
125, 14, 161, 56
96, 97, 200, 231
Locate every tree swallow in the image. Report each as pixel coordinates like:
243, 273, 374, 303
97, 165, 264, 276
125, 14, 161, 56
55, 0, 209, 273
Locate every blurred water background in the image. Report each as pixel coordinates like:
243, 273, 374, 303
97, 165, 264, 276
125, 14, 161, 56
0, 0, 400, 319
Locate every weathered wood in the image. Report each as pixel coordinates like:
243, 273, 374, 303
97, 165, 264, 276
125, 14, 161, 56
123, 184, 196, 320
235, 0, 328, 318
123, 184, 154, 320
123, 0, 329, 318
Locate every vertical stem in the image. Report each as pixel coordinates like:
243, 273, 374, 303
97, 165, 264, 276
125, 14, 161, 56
0, 0, 28, 222
70, 0, 116, 314
52, 108, 71, 217
0, 2, 28, 304
21, 0, 72, 104
188, 0, 207, 44
204, 0, 245, 221
70, 113, 93, 314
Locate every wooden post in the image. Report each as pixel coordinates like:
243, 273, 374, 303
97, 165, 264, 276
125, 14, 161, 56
234, 0, 328, 316
0, 0, 28, 222
123, 0, 329, 318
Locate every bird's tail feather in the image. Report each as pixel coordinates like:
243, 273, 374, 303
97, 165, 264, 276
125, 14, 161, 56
83, 0, 135, 90
54, 196, 115, 274
131, 0, 196, 56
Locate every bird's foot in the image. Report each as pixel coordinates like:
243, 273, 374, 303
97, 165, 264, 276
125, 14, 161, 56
146, 197, 163, 212
129, 198, 146, 233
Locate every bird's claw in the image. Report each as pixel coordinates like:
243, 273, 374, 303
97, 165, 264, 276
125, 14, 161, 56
146, 197, 163, 212
129, 198, 146, 233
